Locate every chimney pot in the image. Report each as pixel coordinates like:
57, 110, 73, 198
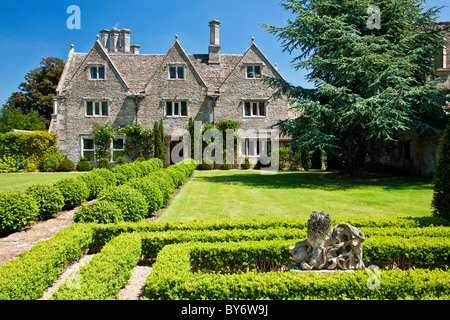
131, 44, 140, 54
208, 19, 221, 64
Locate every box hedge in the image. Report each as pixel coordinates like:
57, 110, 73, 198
53, 177, 89, 210
0, 191, 39, 235
25, 184, 65, 220
73, 200, 123, 224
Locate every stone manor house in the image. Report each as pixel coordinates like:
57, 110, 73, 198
50, 20, 293, 167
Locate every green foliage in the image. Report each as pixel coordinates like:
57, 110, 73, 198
115, 156, 126, 165
93, 123, 116, 160
97, 158, 110, 170
432, 121, 450, 220
0, 108, 47, 133
25, 184, 64, 220
145, 171, 174, 205
53, 177, 89, 210
119, 124, 153, 161
98, 185, 148, 222
4, 57, 64, 122
41, 151, 65, 172
153, 119, 166, 165
198, 158, 214, 170
0, 131, 58, 169
73, 200, 123, 224
262, 0, 450, 175
220, 163, 233, 170
0, 223, 94, 300
300, 147, 312, 171
56, 158, 75, 172
0, 191, 39, 235
125, 178, 163, 213
112, 162, 136, 184
241, 157, 251, 169
76, 172, 107, 200
76, 157, 91, 171
0, 154, 35, 173
52, 233, 141, 300
90, 168, 117, 186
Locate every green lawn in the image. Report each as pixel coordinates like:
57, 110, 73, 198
157, 170, 434, 222
0, 172, 83, 192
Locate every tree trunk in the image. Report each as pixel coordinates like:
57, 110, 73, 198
351, 146, 367, 177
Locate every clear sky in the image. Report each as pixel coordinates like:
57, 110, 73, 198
0, 0, 449, 106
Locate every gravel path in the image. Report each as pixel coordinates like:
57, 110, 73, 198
119, 264, 153, 300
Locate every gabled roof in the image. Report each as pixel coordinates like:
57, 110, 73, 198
57, 37, 283, 96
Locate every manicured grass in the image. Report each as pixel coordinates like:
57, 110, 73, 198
0, 172, 84, 192
157, 170, 434, 221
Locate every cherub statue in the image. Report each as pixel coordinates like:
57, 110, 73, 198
289, 211, 366, 270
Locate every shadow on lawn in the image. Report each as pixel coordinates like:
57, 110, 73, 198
194, 171, 433, 192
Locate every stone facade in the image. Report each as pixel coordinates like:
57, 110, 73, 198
51, 21, 292, 166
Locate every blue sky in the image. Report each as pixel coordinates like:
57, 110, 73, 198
0, 0, 449, 106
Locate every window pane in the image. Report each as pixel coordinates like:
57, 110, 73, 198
241, 140, 246, 156
112, 150, 125, 161
98, 67, 105, 79
181, 101, 187, 116
166, 102, 172, 116
174, 102, 179, 115
254, 65, 261, 78
94, 102, 100, 115
83, 138, 94, 150
169, 67, 177, 79
83, 151, 95, 162
101, 101, 108, 116
259, 102, 265, 116
113, 138, 124, 150
247, 66, 253, 78
252, 103, 258, 116
86, 101, 93, 116
90, 67, 97, 79
244, 102, 251, 116
177, 66, 184, 79
248, 140, 255, 156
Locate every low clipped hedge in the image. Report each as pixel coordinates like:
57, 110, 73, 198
52, 233, 141, 300
0, 223, 94, 300
76, 172, 107, 200
146, 240, 450, 300
0, 191, 39, 235
125, 178, 164, 214
73, 200, 123, 224
25, 184, 65, 220
53, 177, 89, 210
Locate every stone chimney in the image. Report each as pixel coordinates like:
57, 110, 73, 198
208, 20, 221, 64
110, 29, 120, 52
131, 44, 140, 54
121, 29, 132, 53
100, 29, 110, 51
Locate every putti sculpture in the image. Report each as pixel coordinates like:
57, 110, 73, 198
289, 211, 366, 270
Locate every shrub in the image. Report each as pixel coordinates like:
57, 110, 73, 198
76, 157, 91, 172
241, 157, 250, 169
41, 152, 65, 172
432, 121, 450, 220
25, 184, 64, 220
0, 191, 39, 235
115, 156, 126, 165
98, 185, 148, 222
73, 200, 123, 224
198, 158, 214, 170
135, 155, 146, 162
125, 178, 164, 213
145, 172, 174, 205
91, 168, 117, 186
56, 158, 75, 172
112, 162, 137, 184
98, 158, 110, 170
76, 172, 107, 200
220, 163, 233, 170
53, 177, 89, 209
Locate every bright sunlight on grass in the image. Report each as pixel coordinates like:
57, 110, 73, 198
157, 170, 434, 221
0, 172, 83, 192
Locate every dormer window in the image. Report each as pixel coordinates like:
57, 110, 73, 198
90, 66, 105, 80
169, 65, 185, 79
246, 64, 262, 79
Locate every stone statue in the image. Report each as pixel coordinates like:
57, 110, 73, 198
289, 211, 366, 270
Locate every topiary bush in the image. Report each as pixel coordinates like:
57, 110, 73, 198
432, 121, 450, 221
98, 158, 110, 170
73, 200, 123, 224
98, 185, 148, 222
241, 157, 250, 169
115, 156, 126, 165
220, 163, 233, 170
145, 172, 173, 206
76, 172, 107, 200
90, 168, 117, 187
198, 158, 214, 170
56, 158, 75, 172
0, 191, 39, 235
76, 157, 91, 172
166, 168, 185, 187
112, 162, 137, 184
41, 152, 66, 172
53, 177, 89, 210
25, 184, 64, 220
125, 178, 164, 213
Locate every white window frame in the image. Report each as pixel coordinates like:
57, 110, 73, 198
112, 137, 125, 162
168, 65, 185, 80
165, 100, 188, 117
85, 100, 108, 117
246, 64, 262, 79
89, 65, 105, 80
240, 139, 269, 157
243, 101, 266, 118
81, 138, 96, 162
